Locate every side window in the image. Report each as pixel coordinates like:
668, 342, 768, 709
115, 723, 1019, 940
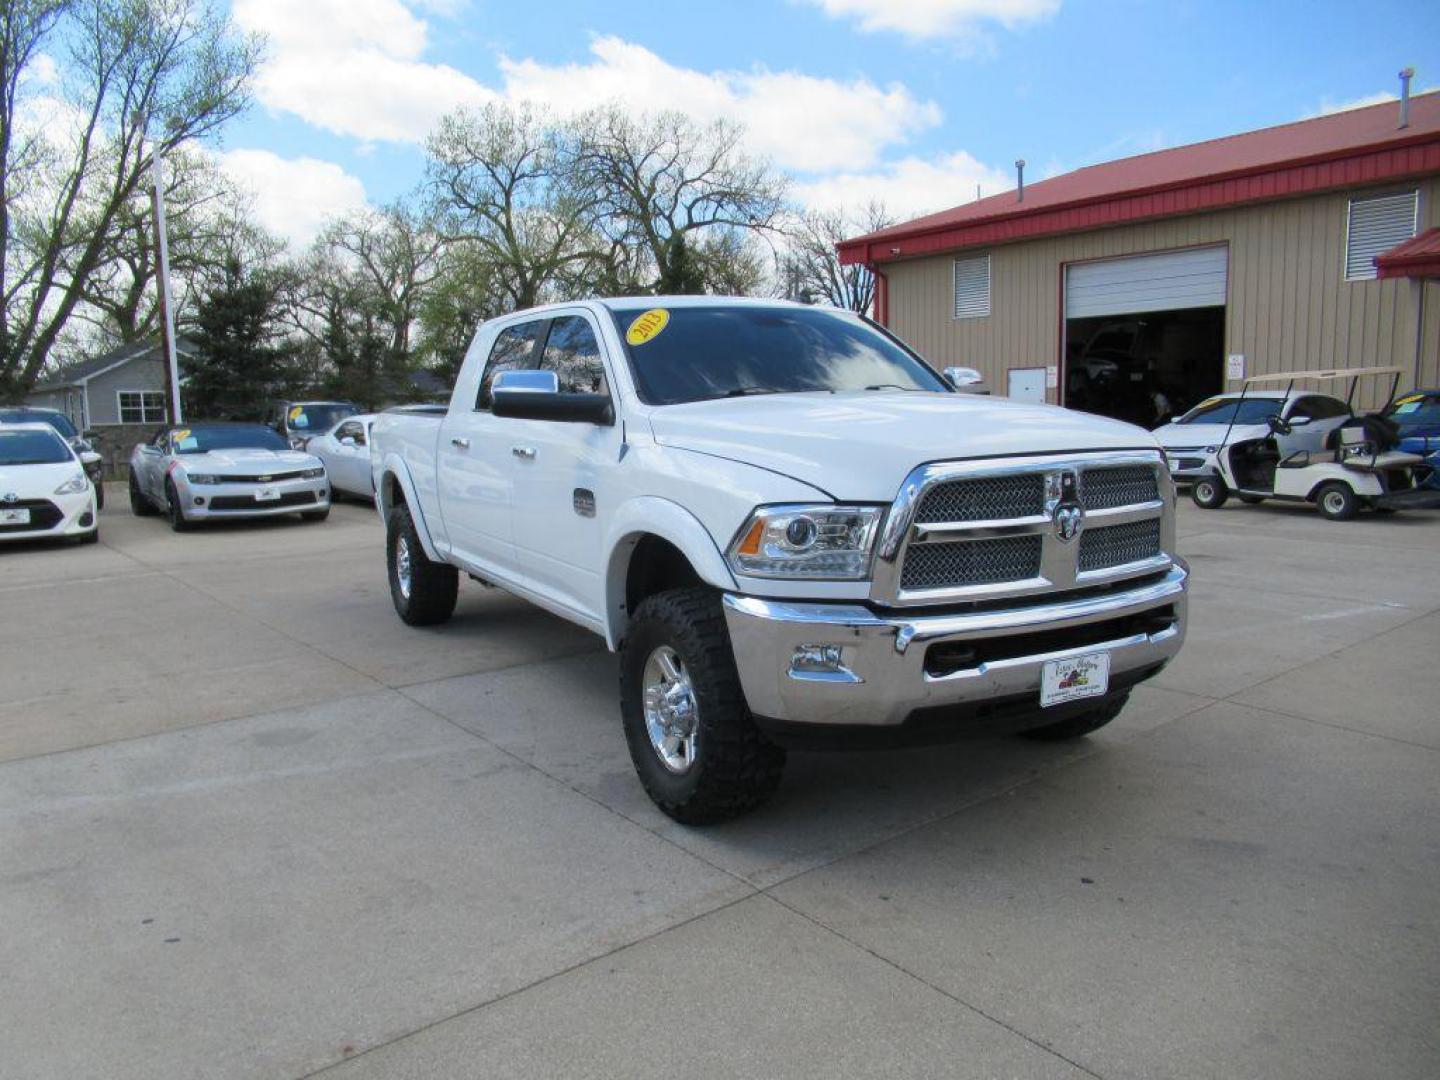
352, 422, 368, 447
539, 316, 608, 395
1305, 397, 1349, 420
335, 421, 359, 443
477, 321, 547, 409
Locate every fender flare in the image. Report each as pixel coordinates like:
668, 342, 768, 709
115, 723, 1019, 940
602, 496, 738, 650
377, 453, 444, 563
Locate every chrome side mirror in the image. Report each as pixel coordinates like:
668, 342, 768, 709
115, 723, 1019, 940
494, 369, 559, 395
943, 365, 984, 388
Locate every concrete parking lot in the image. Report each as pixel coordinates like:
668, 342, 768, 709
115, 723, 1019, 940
2, 491, 1437, 1079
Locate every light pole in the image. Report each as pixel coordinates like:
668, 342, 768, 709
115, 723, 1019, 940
136, 114, 184, 424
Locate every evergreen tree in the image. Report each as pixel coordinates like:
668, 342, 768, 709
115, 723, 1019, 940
185, 259, 291, 419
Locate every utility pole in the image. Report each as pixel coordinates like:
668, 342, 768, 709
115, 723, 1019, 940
138, 114, 184, 424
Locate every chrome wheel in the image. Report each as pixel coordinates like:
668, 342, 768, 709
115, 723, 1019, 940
395, 535, 413, 599
642, 645, 699, 774
1322, 490, 1346, 515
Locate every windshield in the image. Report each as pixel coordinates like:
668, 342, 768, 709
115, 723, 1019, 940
610, 305, 948, 405
285, 403, 357, 432
1384, 394, 1440, 427
0, 428, 73, 465
172, 425, 290, 454
1176, 397, 1284, 425
0, 408, 77, 438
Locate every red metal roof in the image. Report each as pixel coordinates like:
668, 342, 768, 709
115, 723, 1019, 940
1375, 226, 1440, 279
839, 92, 1440, 265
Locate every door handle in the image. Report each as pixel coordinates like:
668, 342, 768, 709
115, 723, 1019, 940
511, 446, 536, 460
450, 437, 470, 449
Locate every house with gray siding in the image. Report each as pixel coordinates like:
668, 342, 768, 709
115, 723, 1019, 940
26, 338, 194, 474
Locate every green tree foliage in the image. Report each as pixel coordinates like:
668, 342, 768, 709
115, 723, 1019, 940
184, 258, 291, 419
0, 0, 260, 399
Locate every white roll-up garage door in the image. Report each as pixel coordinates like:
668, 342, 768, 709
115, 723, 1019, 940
1065, 245, 1227, 319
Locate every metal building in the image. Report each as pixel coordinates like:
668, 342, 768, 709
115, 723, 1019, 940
838, 91, 1440, 424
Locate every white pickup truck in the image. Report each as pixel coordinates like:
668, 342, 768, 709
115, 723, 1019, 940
371, 297, 1189, 822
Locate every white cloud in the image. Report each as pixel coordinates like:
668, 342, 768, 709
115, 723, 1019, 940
803, 0, 1060, 39
498, 36, 939, 172
792, 151, 1011, 217
1306, 91, 1397, 119
232, 0, 494, 143
215, 149, 369, 248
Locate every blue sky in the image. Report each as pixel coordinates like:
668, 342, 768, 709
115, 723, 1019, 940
217, 0, 1439, 246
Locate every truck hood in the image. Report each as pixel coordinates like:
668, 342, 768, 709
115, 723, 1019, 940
173, 448, 319, 473
647, 391, 1159, 501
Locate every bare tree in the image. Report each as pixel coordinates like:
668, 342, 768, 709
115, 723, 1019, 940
571, 108, 786, 294
779, 202, 896, 313
66, 145, 281, 343
425, 103, 602, 311
317, 203, 446, 358
0, 0, 260, 398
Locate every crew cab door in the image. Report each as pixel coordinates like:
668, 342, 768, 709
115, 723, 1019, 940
437, 319, 548, 573
505, 311, 621, 624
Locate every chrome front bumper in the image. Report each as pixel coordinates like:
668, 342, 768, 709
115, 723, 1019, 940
723, 562, 1188, 728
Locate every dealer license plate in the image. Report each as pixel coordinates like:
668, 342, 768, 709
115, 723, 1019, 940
254, 488, 280, 502
1040, 652, 1110, 708
1, 508, 31, 525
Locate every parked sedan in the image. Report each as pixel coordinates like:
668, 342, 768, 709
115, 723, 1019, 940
0, 406, 106, 507
0, 423, 99, 545
304, 414, 376, 500
1154, 390, 1351, 483
128, 422, 331, 531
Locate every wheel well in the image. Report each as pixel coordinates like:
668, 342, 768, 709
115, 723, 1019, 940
626, 535, 703, 614
381, 472, 406, 512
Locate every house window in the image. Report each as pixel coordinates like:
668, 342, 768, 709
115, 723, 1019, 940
953, 254, 991, 319
117, 390, 167, 424
1345, 191, 1418, 281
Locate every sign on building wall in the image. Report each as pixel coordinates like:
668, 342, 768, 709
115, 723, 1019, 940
1227, 354, 1246, 381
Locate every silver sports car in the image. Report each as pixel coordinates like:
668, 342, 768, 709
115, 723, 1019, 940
128, 422, 331, 531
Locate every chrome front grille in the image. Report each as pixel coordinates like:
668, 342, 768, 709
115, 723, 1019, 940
900, 535, 1043, 590
877, 452, 1172, 605
1079, 519, 1162, 572
914, 475, 1045, 523
1081, 466, 1158, 510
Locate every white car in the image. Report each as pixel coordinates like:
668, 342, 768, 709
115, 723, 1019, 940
305, 414, 377, 500
128, 422, 331, 531
0, 422, 99, 545
1154, 390, 1351, 484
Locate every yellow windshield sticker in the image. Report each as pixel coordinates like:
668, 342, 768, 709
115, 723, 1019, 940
172, 428, 190, 443
626, 308, 670, 347
1394, 393, 1423, 406
1197, 397, 1221, 410
288, 405, 304, 421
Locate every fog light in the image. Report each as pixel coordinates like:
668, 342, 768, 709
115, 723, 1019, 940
791, 644, 845, 673
79, 511, 94, 528
193, 497, 205, 506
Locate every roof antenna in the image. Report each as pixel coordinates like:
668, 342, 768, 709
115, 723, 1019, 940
1399, 67, 1414, 129
1015, 159, 1026, 203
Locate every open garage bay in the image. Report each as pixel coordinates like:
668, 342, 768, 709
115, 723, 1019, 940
1, 492, 1437, 1079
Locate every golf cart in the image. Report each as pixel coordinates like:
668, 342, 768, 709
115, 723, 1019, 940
1192, 366, 1440, 521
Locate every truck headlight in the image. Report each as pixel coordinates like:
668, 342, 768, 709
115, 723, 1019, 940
301, 467, 325, 479
185, 473, 222, 485
54, 472, 89, 495
728, 505, 884, 580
